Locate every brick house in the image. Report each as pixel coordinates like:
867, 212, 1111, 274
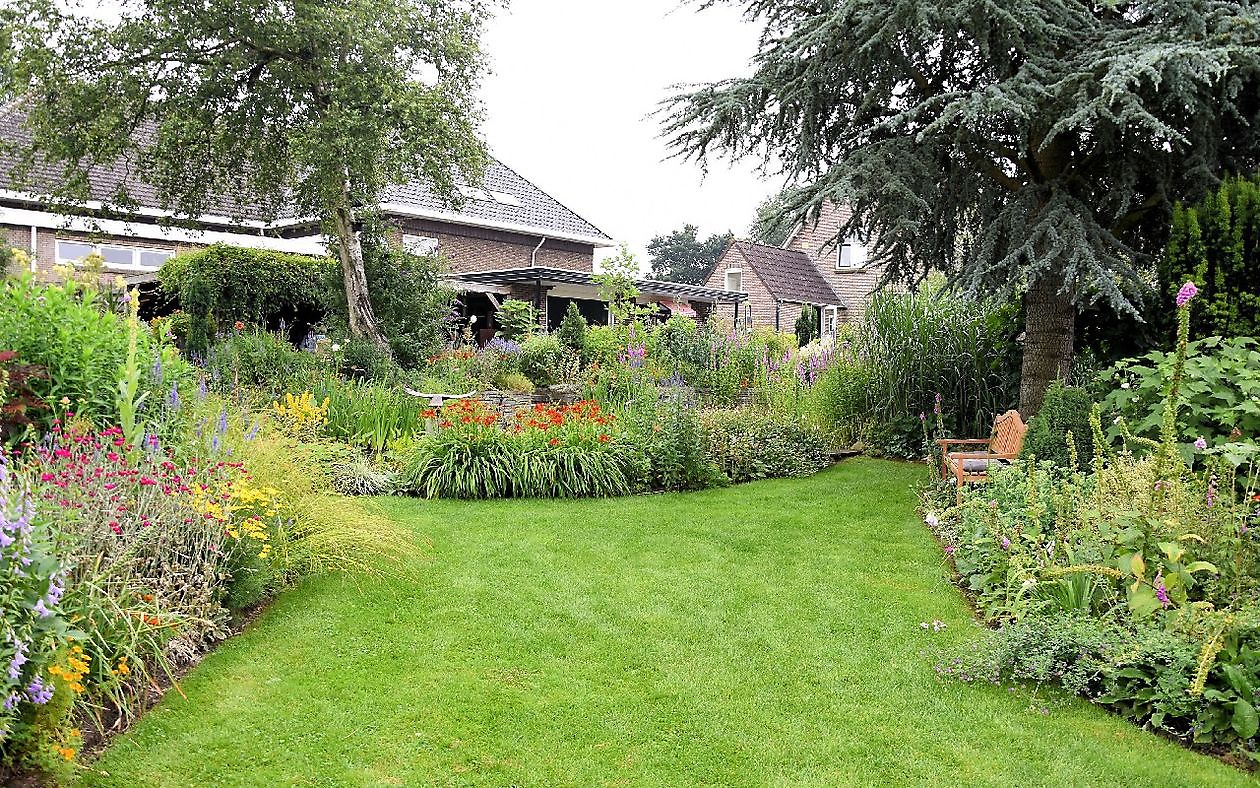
704, 201, 883, 338
0, 105, 742, 329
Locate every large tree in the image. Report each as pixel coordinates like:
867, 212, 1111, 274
749, 188, 792, 247
5, 0, 491, 351
663, 0, 1260, 415
646, 224, 734, 283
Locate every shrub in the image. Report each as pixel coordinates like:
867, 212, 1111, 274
795, 304, 819, 347
1158, 174, 1260, 342
699, 408, 831, 483
582, 324, 626, 368
337, 336, 398, 382
519, 334, 568, 387
624, 391, 726, 492
493, 372, 535, 393
496, 299, 538, 341
1020, 382, 1095, 470
206, 328, 321, 398
0, 351, 49, 443
348, 222, 456, 368
158, 244, 333, 355
557, 301, 587, 351
0, 276, 191, 434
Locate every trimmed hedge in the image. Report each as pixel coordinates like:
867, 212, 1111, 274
158, 244, 335, 354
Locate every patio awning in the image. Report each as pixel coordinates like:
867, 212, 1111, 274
451, 266, 746, 305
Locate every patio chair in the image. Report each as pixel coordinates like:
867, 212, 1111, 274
936, 410, 1027, 504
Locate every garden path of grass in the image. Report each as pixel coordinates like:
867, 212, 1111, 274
80, 459, 1251, 787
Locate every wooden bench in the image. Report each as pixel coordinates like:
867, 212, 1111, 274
936, 410, 1027, 504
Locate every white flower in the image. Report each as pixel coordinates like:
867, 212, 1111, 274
920, 622, 930, 630
931, 620, 947, 632
924, 512, 939, 527
1021, 578, 1037, 591
1120, 381, 1130, 389
330, 343, 342, 352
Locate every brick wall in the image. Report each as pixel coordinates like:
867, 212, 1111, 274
392, 218, 595, 274
784, 202, 885, 322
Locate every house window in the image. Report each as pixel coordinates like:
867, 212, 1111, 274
724, 268, 743, 292
55, 239, 173, 271
836, 236, 867, 270
821, 305, 839, 338
402, 234, 440, 256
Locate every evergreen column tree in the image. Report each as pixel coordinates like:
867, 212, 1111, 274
662, 0, 1260, 415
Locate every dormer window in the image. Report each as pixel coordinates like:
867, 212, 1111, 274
836, 236, 866, 270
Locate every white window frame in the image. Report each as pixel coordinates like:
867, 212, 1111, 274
836, 236, 866, 271
821, 305, 839, 338
55, 239, 174, 271
401, 234, 440, 256
724, 267, 743, 292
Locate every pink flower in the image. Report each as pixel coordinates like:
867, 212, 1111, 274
1194, 437, 1207, 451
1176, 281, 1198, 307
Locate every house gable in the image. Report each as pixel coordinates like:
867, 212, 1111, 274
783, 201, 884, 319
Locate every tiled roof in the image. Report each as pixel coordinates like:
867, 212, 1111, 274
0, 103, 280, 222
383, 158, 612, 243
731, 240, 844, 306
0, 104, 612, 243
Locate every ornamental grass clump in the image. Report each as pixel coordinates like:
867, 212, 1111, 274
929, 282, 1260, 757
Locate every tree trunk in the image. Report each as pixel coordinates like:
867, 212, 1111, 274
1019, 276, 1075, 417
330, 199, 392, 353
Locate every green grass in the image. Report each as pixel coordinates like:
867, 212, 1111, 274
80, 459, 1250, 786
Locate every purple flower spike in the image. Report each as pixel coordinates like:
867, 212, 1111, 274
1194, 437, 1207, 451
1176, 281, 1198, 307
1154, 571, 1171, 609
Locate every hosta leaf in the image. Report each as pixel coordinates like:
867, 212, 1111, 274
1234, 699, 1259, 740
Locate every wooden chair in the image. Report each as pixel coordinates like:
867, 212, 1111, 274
936, 410, 1027, 504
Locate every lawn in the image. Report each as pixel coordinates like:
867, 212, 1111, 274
79, 459, 1250, 786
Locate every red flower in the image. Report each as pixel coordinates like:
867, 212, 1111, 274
234, 320, 245, 331
598, 434, 610, 443
549, 438, 560, 446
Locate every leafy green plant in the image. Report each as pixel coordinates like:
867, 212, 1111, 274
1101, 336, 1260, 457
0, 276, 191, 433
206, 328, 322, 400
855, 287, 1021, 454
307, 376, 427, 453
495, 299, 538, 341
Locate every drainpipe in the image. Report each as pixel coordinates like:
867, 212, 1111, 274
530, 236, 546, 267
29, 226, 37, 272
775, 300, 782, 332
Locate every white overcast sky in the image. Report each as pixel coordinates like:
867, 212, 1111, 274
477, 0, 775, 265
